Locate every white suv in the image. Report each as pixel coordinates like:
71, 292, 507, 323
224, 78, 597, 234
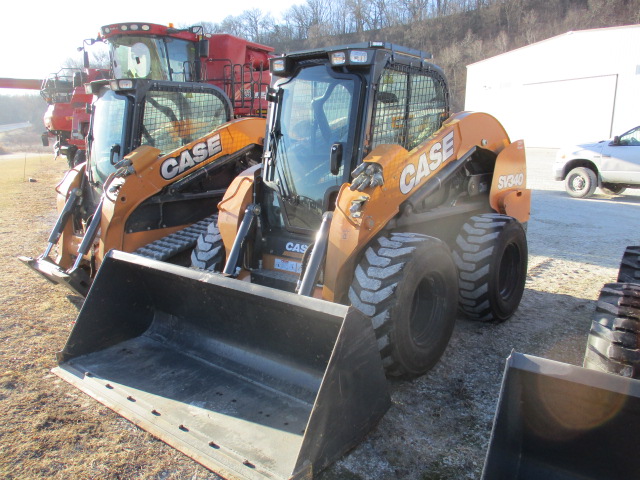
553, 125, 640, 198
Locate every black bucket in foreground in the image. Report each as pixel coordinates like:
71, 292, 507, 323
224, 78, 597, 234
53, 250, 391, 480
482, 352, 640, 480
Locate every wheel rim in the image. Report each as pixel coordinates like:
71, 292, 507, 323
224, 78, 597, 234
570, 173, 586, 192
409, 275, 445, 347
497, 243, 521, 301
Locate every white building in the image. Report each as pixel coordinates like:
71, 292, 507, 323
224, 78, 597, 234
465, 25, 640, 148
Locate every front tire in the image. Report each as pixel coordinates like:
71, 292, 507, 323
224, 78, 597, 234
584, 283, 640, 378
565, 167, 597, 198
453, 214, 527, 322
349, 233, 458, 378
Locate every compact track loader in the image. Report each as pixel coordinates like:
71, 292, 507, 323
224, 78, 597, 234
20, 79, 265, 296
20, 25, 273, 296
54, 43, 530, 478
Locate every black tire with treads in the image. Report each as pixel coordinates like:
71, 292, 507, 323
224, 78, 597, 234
584, 282, 640, 378
617, 246, 640, 284
349, 233, 458, 378
453, 214, 527, 322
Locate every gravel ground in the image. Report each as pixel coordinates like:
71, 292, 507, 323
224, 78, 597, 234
1, 148, 637, 479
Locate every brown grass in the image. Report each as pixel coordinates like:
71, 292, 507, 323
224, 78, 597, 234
0, 155, 219, 480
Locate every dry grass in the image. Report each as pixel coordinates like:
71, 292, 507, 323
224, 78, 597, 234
0, 155, 220, 480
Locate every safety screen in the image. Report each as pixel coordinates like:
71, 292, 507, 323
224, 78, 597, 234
371, 66, 448, 152
140, 88, 231, 154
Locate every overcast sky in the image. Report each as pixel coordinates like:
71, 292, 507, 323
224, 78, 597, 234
2, 0, 301, 87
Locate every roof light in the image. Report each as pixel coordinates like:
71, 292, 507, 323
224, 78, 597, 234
272, 59, 286, 72
110, 79, 134, 90
102, 26, 111, 35
121, 25, 128, 31
330, 52, 346, 65
350, 51, 368, 63
141, 24, 150, 31
130, 24, 139, 31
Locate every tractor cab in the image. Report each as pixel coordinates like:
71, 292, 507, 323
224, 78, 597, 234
103, 24, 200, 82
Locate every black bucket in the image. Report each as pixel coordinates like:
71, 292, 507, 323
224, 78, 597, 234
53, 250, 390, 480
482, 352, 640, 480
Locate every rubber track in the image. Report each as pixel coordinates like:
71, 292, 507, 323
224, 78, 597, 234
134, 215, 217, 261
584, 282, 640, 378
190, 219, 224, 270
348, 232, 429, 376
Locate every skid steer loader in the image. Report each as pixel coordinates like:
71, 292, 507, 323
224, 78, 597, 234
20, 79, 265, 296
53, 42, 530, 478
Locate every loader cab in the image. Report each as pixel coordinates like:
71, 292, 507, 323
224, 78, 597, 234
262, 44, 449, 230
85, 79, 232, 208
256, 43, 449, 287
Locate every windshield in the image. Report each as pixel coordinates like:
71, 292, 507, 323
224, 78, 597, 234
88, 89, 128, 185
269, 64, 357, 231
111, 36, 196, 81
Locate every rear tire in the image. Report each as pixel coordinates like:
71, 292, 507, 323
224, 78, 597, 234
349, 233, 458, 378
190, 217, 225, 271
453, 214, 527, 322
601, 183, 626, 195
565, 167, 597, 198
584, 283, 640, 378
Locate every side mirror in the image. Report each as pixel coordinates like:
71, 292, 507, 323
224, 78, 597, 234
611, 135, 621, 146
266, 87, 279, 103
109, 144, 121, 165
198, 39, 209, 58
330, 143, 343, 175
41, 133, 49, 147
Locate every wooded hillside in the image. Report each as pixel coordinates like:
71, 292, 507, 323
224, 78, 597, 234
200, 0, 639, 109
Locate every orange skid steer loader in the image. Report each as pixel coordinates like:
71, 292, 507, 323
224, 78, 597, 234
53, 43, 531, 478
20, 79, 265, 296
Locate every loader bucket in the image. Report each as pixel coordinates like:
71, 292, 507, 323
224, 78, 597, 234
53, 250, 390, 480
482, 352, 640, 480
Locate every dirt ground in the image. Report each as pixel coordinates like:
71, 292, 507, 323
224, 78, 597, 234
0, 149, 635, 479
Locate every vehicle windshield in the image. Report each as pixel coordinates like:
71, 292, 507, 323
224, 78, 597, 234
268, 64, 358, 231
111, 36, 196, 82
88, 89, 128, 186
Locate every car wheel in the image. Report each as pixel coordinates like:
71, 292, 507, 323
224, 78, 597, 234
601, 183, 626, 195
565, 167, 597, 198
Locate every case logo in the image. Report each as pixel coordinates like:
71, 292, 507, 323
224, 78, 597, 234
160, 134, 222, 180
400, 131, 454, 195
